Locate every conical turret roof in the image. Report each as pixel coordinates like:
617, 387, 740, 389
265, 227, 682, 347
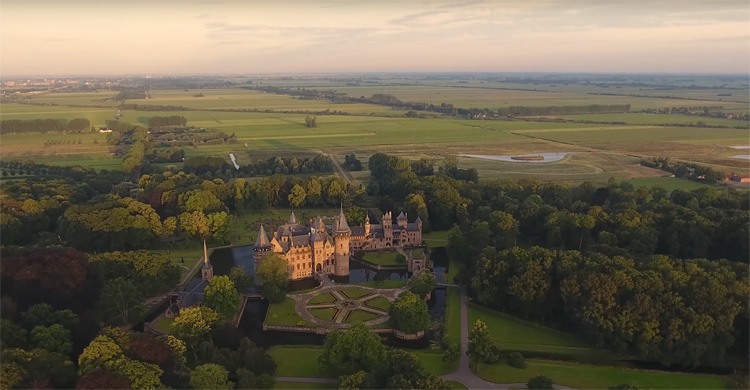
336, 207, 350, 232
397, 211, 407, 220
254, 224, 271, 248
288, 211, 297, 225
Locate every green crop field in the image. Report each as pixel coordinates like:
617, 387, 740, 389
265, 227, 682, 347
4, 84, 749, 183
625, 177, 715, 191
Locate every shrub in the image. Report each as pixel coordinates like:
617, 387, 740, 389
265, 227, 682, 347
527, 375, 553, 390
506, 352, 526, 369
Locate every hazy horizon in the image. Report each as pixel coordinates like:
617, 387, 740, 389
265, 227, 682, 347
1, 1, 748, 77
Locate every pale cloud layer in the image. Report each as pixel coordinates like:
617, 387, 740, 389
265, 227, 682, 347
1, 1, 748, 76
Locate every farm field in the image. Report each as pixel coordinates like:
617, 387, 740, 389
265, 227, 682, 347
3, 84, 749, 182
547, 112, 748, 128
625, 177, 716, 191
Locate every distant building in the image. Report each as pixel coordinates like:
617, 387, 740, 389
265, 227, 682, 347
253, 209, 423, 281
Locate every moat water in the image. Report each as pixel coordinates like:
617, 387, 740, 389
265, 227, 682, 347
206, 245, 449, 348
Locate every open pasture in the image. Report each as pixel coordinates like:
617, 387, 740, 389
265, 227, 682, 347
22, 91, 121, 107
544, 112, 748, 128
125, 88, 395, 114
330, 85, 747, 111
0, 103, 117, 124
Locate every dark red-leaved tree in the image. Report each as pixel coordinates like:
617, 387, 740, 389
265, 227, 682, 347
75, 370, 131, 390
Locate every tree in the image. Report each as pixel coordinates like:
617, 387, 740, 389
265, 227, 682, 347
468, 319, 497, 369
408, 270, 437, 298
190, 363, 232, 390
318, 323, 386, 376
76, 370, 132, 389
30, 324, 72, 355
305, 115, 318, 128
172, 306, 220, 346
405, 192, 430, 231
389, 291, 430, 334
443, 343, 460, 364
0, 319, 27, 349
339, 370, 371, 389
204, 275, 240, 319
99, 277, 143, 324
256, 253, 288, 303
527, 375, 553, 390
229, 266, 253, 292
288, 184, 307, 208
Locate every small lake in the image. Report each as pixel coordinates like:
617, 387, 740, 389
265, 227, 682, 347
729, 146, 750, 149
459, 152, 571, 163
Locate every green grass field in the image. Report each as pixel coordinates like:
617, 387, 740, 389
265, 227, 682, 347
411, 350, 456, 375
363, 296, 390, 310
339, 287, 374, 299
353, 279, 408, 289
476, 360, 730, 389
272, 382, 334, 390
309, 307, 337, 322
445, 287, 461, 345
625, 177, 716, 191
265, 297, 304, 326
359, 251, 402, 266
308, 292, 336, 304
345, 310, 379, 324
268, 347, 327, 377
422, 230, 450, 248
468, 303, 607, 359
4, 86, 749, 181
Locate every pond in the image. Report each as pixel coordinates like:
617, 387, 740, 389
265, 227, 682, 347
459, 152, 571, 163
732, 154, 750, 160
208, 244, 449, 349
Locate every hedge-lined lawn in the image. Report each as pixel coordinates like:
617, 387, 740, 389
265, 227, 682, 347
268, 347, 327, 377
272, 381, 335, 389
339, 287, 373, 299
363, 296, 391, 310
476, 360, 730, 389
265, 297, 304, 326
445, 287, 461, 345
353, 279, 408, 289
360, 250, 403, 266
422, 230, 449, 248
468, 303, 606, 359
309, 307, 337, 322
412, 350, 456, 375
308, 292, 336, 304
345, 310, 379, 324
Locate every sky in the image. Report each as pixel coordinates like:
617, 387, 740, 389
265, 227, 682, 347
1, 0, 748, 76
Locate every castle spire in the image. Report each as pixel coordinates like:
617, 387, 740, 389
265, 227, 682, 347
203, 239, 209, 265
201, 239, 214, 280
255, 223, 271, 248
288, 211, 297, 225
336, 205, 350, 232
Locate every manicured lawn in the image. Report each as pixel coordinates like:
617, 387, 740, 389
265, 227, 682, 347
265, 297, 305, 326
308, 292, 336, 304
272, 381, 335, 389
309, 307, 337, 322
407, 248, 426, 258
468, 302, 607, 359
446, 380, 468, 389
360, 250, 403, 266
268, 347, 327, 377
476, 360, 730, 390
625, 177, 715, 192
422, 230, 449, 248
339, 287, 373, 299
363, 296, 391, 310
345, 310, 380, 324
149, 315, 173, 334
445, 287, 461, 345
412, 350, 456, 375
353, 279, 408, 289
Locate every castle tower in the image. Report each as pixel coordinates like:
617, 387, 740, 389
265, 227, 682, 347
288, 211, 297, 226
333, 207, 351, 276
383, 211, 393, 244
253, 223, 272, 256
201, 239, 214, 281
364, 213, 371, 236
397, 211, 408, 229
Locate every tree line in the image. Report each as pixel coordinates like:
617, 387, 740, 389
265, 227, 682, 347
148, 115, 187, 128
1, 118, 92, 134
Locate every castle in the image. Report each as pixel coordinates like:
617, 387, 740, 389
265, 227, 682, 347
253, 209, 423, 280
